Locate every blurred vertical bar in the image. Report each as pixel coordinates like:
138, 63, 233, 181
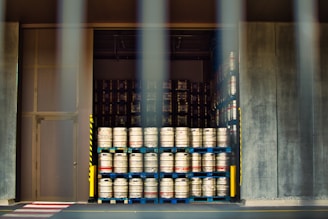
138, 0, 168, 128
0, 0, 5, 64
57, 0, 86, 111
216, 0, 242, 59
294, 0, 318, 195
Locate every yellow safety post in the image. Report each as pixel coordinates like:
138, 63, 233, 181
230, 165, 236, 197
239, 107, 242, 187
88, 115, 96, 202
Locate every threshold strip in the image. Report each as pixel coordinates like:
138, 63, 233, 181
0, 202, 73, 219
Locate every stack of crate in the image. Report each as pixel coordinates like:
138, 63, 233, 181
162, 80, 173, 126
94, 80, 114, 127
113, 80, 130, 127
144, 80, 158, 126
190, 82, 203, 128
203, 82, 213, 128
131, 80, 142, 127
174, 80, 190, 127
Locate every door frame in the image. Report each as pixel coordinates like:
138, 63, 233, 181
32, 112, 78, 201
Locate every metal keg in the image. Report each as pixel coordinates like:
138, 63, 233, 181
113, 178, 128, 198
217, 127, 230, 147
191, 153, 202, 172
217, 177, 229, 197
203, 128, 216, 147
175, 127, 190, 147
216, 152, 230, 172
160, 152, 174, 173
98, 178, 112, 198
129, 153, 143, 173
113, 127, 127, 147
144, 127, 158, 148
160, 127, 174, 147
202, 153, 215, 172
113, 153, 128, 173
190, 177, 202, 197
144, 153, 158, 173
175, 178, 189, 198
202, 177, 216, 197
129, 127, 143, 148
190, 128, 202, 148
160, 178, 174, 198
98, 153, 113, 173
97, 127, 112, 148
144, 178, 158, 198
129, 178, 143, 198
175, 152, 190, 173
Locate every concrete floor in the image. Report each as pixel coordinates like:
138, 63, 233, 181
1, 203, 328, 219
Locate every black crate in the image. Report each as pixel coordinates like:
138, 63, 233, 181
145, 80, 158, 90
113, 91, 129, 103
114, 103, 128, 115
163, 92, 173, 101
176, 103, 190, 114
130, 114, 142, 127
190, 94, 203, 105
175, 114, 190, 127
95, 115, 114, 127
163, 103, 173, 113
132, 92, 141, 102
131, 80, 142, 91
190, 105, 203, 117
191, 117, 203, 128
162, 114, 173, 126
113, 80, 130, 91
175, 91, 190, 102
163, 80, 173, 90
114, 115, 128, 127
131, 101, 141, 113
174, 79, 190, 91
144, 114, 159, 126
190, 82, 204, 94
145, 100, 157, 113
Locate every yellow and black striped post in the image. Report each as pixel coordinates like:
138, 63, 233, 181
88, 114, 96, 202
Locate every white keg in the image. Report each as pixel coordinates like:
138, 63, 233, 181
129, 127, 143, 148
190, 128, 202, 148
113, 178, 128, 198
129, 153, 143, 173
98, 178, 112, 198
98, 127, 112, 148
190, 177, 202, 197
113, 127, 127, 147
144, 178, 158, 198
113, 153, 128, 173
175, 152, 190, 173
144, 127, 158, 148
98, 153, 113, 173
175, 127, 190, 147
129, 178, 143, 198
191, 153, 202, 172
144, 153, 158, 173
160, 127, 174, 147
217, 177, 229, 197
203, 128, 216, 147
202, 177, 216, 197
216, 152, 230, 172
231, 100, 237, 120
175, 178, 189, 198
217, 127, 230, 147
160, 178, 174, 198
202, 153, 215, 172
160, 152, 174, 173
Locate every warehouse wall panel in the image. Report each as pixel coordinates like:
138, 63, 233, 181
0, 22, 19, 204
240, 23, 278, 199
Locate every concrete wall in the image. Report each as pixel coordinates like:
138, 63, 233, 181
0, 23, 19, 204
240, 22, 328, 204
